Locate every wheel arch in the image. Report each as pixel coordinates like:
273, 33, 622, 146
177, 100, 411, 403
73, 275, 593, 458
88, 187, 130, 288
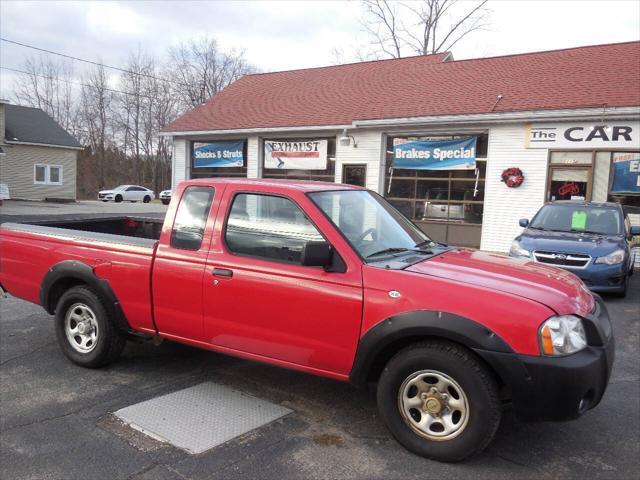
40, 260, 130, 332
349, 310, 514, 389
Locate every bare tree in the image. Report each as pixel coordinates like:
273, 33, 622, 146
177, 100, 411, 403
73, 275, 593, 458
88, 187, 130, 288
78, 64, 113, 190
360, 0, 490, 58
12, 55, 78, 134
167, 37, 255, 111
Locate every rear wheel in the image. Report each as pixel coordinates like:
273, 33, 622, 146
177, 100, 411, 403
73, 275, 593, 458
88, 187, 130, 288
54, 286, 126, 368
143, 195, 151, 203
115, 194, 123, 203
377, 341, 501, 462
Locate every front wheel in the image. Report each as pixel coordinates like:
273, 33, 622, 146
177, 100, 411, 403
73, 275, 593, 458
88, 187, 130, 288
377, 341, 501, 462
54, 286, 126, 368
115, 194, 123, 203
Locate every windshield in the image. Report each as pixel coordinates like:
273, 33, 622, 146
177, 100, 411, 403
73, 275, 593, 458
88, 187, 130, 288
113, 185, 128, 191
530, 204, 622, 235
308, 190, 435, 260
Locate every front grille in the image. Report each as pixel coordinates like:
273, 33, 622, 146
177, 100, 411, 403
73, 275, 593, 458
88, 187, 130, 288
533, 251, 590, 268
98, 194, 106, 198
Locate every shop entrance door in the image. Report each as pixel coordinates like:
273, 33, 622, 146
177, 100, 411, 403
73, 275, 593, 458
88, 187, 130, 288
342, 164, 367, 187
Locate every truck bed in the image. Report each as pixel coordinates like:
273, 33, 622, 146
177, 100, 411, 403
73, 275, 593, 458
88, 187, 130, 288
0, 218, 159, 333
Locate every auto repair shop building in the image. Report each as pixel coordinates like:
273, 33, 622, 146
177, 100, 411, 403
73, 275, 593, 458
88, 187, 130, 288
162, 41, 640, 253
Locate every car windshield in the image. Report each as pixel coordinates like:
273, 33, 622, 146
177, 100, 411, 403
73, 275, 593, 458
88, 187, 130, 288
113, 185, 128, 191
308, 190, 435, 260
529, 204, 622, 235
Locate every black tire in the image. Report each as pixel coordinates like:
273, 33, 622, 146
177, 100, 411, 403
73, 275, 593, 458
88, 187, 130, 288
101, 200, 108, 202
143, 195, 151, 203
115, 194, 123, 203
377, 341, 501, 462
161, 199, 170, 205
54, 286, 126, 368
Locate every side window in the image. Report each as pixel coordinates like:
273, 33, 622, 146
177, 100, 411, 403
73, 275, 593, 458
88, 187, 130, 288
170, 186, 215, 250
225, 193, 324, 264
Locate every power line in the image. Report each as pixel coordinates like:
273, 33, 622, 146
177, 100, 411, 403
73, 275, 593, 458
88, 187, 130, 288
1, 65, 159, 100
0, 37, 188, 87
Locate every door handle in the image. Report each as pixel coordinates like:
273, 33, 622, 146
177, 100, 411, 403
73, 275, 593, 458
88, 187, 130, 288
212, 268, 233, 278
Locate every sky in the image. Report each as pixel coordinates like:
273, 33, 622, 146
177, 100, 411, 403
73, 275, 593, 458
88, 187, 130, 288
1, 0, 639, 99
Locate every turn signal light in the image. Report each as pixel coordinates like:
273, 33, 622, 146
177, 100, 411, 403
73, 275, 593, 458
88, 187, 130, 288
540, 325, 554, 355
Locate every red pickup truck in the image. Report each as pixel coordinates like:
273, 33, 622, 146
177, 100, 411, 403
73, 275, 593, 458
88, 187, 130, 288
0, 179, 614, 461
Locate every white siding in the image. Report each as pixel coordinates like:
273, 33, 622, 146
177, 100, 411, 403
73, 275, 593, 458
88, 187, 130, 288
0, 143, 77, 200
247, 136, 260, 178
171, 138, 188, 189
335, 129, 384, 192
481, 124, 548, 252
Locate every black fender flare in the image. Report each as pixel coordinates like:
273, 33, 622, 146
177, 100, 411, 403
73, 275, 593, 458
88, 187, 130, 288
40, 260, 131, 332
348, 310, 514, 388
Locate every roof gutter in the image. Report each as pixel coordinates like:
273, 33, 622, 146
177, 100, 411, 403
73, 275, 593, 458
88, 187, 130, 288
159, 124, 351, 137
352, 106, 640, 128
4, 140, 84, 151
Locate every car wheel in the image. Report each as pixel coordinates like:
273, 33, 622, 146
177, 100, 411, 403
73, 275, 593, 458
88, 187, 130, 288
115, 194, 123, 203
101, 200, 108, 202
161, 199, 170, 205
54, 286, 126, 368
377, 341, 501, 462
143, 195, 151, 203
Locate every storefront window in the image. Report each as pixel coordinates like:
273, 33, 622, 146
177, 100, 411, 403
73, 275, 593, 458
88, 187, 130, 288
190, 140, 248, 179
547, 151, 593, 201
383, 133, 487, 247
262, 138, 336, 182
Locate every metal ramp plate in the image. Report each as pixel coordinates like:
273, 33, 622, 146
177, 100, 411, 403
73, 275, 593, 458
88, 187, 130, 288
115, 382, 292, 454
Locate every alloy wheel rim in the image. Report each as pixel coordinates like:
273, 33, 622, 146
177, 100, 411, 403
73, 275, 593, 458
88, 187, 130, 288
65, 303, 99, 353
397, 369, 470, 441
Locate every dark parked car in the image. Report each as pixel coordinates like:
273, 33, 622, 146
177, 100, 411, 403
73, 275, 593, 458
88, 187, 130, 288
510, 201, 639, 296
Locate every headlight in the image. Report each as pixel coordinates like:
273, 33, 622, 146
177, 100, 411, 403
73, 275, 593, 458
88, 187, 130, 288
509, 239, 530, 258
595, 249, 625, 265
539, 315, 587, 356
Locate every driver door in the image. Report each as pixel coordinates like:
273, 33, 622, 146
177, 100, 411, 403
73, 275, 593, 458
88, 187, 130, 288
203, 190, 363, 376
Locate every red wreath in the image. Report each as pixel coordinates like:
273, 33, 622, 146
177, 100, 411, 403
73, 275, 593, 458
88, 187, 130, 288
501, 167, 524, 188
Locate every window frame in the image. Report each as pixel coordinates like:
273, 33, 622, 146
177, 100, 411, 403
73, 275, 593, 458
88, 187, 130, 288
189, 139, 248, 179
383, 133, 487, 227
222, 191, 329, 267
261, 136, 337, 183
33, 164, 63, 185
169, 185, 216, 251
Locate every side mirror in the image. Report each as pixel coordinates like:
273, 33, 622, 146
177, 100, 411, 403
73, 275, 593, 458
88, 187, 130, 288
519, 218, 529, 228
630, 226, 640, 236
301, 241, 332, 268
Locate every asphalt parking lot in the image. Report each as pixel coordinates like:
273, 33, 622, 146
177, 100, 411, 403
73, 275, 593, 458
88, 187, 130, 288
0, 205, 639, 480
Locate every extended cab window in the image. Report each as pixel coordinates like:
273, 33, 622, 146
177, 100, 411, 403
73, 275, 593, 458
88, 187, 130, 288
225, 193, 323, 263
170, 186, 215, 250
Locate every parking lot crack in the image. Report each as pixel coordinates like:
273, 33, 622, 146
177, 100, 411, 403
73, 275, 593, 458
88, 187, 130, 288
0, 341, 56, 366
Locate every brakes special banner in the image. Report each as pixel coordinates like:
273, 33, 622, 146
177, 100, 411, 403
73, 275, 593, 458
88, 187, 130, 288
193, 141, 245, 168
264, 139, 328, 170
611, 152, 640, 194
393, 137, 477, 170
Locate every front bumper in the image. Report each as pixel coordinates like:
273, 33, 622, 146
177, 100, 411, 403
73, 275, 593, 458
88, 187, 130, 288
476, 296, 615, 421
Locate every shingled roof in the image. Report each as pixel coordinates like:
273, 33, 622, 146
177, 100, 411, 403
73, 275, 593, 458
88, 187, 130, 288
164, 41, 640, 133
3, 103, 82, 149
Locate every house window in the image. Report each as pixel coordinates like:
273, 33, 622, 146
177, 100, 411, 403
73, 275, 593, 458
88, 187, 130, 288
34, 164, 63, 185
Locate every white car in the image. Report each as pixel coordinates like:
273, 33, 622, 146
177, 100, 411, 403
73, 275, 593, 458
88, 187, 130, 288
159, 189, 172, 205
98, 185, 155, 203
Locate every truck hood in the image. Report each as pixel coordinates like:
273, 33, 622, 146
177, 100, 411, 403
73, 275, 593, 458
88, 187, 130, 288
406, 249, 594, 316
518, 228, 625, 256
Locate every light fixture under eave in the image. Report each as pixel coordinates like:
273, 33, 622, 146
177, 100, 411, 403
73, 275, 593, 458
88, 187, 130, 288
339, 129, 357, 148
